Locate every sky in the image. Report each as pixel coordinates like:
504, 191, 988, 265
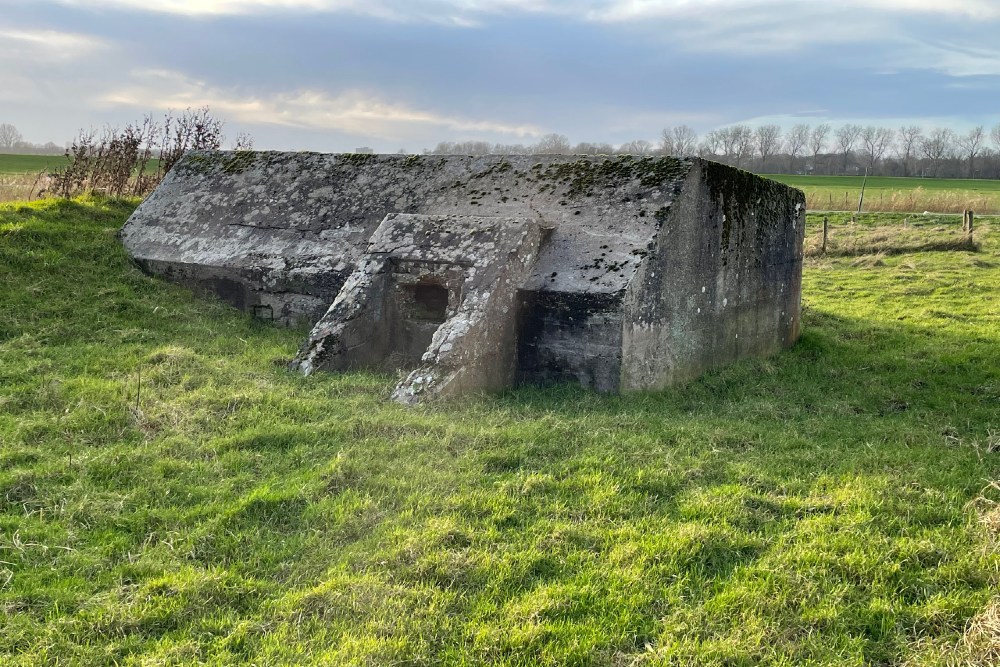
2, 0, 1000, 152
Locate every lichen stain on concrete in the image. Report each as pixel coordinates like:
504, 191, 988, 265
121, 152, 805, 403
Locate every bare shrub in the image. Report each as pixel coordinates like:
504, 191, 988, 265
158, 107, 225, 176
50, 107, 245, 199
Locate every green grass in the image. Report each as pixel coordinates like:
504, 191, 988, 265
0, 153, 162, 177
764, 175, 1000, 214
0, 153, 67, 175
767, 175, 1000, 194
804, 211, 983, 257
1, 199, 999, 665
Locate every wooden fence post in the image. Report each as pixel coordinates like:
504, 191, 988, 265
822, 216, 829, 254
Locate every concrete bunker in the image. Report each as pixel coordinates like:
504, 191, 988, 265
120, 152, 806, 403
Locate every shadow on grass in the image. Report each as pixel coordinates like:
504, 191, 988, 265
805, 237, 980, 257
472, 306, 1000, 504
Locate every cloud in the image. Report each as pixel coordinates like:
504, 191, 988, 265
37, 0, 1000, 64
0, 27, 110, 105
561, 0, 1000, 67
0, 27, 108, 60
586, 0, 1000, 22
48, 0, 574, 20
895, 40, 1000, 77
46, 0, 1000, 20
54, 0, 354, 17
99, 70, 545, 141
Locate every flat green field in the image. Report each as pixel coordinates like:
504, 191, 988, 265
0, 154, 160, 176
0, 153, 67, 175
764, 174, 1000, 214
1, 199, 998, 665
767, 175, 1000, 193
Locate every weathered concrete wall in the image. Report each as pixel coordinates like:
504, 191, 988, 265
620, 160, 805, 390
121, 151, 805, 398
121, 152, 688, 326
290, 213, 546, 403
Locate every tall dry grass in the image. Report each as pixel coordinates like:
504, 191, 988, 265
0, 172, 51, 203
805, 187, 1000, 214
804, 221, 984, 258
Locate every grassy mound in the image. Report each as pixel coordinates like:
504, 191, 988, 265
1, 199, 998, 665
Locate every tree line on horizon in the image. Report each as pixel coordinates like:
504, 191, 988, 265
6, 117, 1000, 181
0, 123, 64, 156
425, 123, 1000, 180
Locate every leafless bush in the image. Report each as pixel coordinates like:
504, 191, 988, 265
158, 107, 225, 176
52, 130, 98, 198
51, 107, 247, 199
232, 132, 254, 151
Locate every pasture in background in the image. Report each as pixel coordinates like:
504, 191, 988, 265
768, 174, 1000, 214
0, 154, 66, 201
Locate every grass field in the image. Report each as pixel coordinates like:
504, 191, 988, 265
1, 199, 999, 665
0, 155, 67, 202
0, 153, 67, 175
0, 154, 164, 203
765, 174, 1000, 214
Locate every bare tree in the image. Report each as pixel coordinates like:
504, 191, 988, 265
458, 141, 493, 155
920, 128, 955, 177
430, 140, 495, 155
0, 123, 23, 150
493, 143, 529, 155
859, 126, 894, 173
785, 124, 809, 172
532, 133, 571, 154
428, 141, 456, 154
658, 128, 676, 155
956, 126, 986, 178
897, 126, 923, 177
572, 142, 614, 155
809, 124, 831, 172
732, 125, 754, 169
993, 124, 1000, 150
700, 130, 723, 158
834, 124, 862, 173
570, 142, 608, 155
715, 127, 738, 164
702, 129, 724, 158
754, 125, 782, 172
662, 125, 698, 156
618, 139, 654, 155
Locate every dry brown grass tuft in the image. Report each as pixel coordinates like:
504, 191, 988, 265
956, 482, 1000, 666
805, 187, 1000, 214
0, 172, 52, 202
804, 223, 981, 258
961, 600, 1000, 666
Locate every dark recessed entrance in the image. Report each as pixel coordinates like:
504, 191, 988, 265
405, 283, 449, 322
